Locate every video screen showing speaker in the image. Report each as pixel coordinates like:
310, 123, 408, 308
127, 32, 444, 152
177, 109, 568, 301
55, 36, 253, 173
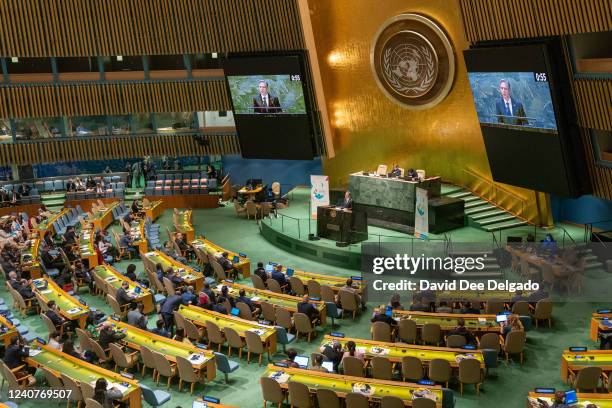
468, 72, 557, 132
223, 55, 314, 160
464, 43, 585, 197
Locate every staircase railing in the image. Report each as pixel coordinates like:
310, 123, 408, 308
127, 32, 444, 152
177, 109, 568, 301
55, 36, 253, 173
461, 168, 532, 223
584, 218, 612, 248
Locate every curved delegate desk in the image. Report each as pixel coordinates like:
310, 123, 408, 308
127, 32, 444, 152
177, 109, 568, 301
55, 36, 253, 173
20, 236, 42, 279
528, 392, 612, 408
192, 238, 250, 278
320, 335, 485, 368
178, 305, 277, 354
32, 277, 89, 328
392, 311, 503, 334
90, 201, 119, 230
262, 364, 442, 406
561, 349, 612, 382
0, 315, 19, 346
276, 265, 365, 296
590, 311, 612, 342
26, 342, 141, 407
216, 281, 327, 326
93, 264, 154, 314
106, 319, 216, 381
141, 250, 204, 291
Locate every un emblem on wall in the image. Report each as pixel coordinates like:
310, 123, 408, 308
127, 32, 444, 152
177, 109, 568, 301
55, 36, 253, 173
371, 14, 455, 110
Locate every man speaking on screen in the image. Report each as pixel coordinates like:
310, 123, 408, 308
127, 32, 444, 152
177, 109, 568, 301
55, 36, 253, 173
253, 80, 282, 113
495, 79, 527, 126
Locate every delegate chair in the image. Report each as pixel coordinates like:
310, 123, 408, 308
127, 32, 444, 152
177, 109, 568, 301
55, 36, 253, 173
153, 351, 178, 389
398, 319, 417, 344
85, 398, 103, 408
236, 302, 255, 321
205, 321, 225, 352
260, 302, 276, 324
316, 388, 341, 408
214, 352, 240, 384
90, 339, 111, 366
275, 308, 293, 333
428, 359, 452, 388
140, 345, 158, 379
42, 367, 63, 389
371, 356, 393, 380
307, 280, 321, 298
109, 343, 140, 373
251, 274, 266, 290
289, 277, 306, 296
381, 396, 404, 408
478, 333, 501, 353
342, 356, 365, 378
422, 323, 442, 346
184, 319, 204, 343
512, 301, 530, 316
61, 374, 83, 407
371, 321, 392, 342
140, 383, 172, 408
339, 290, 359, 320
293, 312, 315, 342
568, 366, 602, 392
532, 300, 553, 328
446, 334, 467, 348
485, 301, 504, 315
413, 398, 436, 408
345, 392, 369, 408
176, 356, 200, 394
245, 330, 267, 366
401, 356, 425, 382
458, 358, 483, 395
81, 381, 95, 400
275, 326, 295, 354
267, 279, 283, 294
501, 330, 526, 364
288, 381, 312, 408
261, 376, 286, 408
223, 327, 245, 359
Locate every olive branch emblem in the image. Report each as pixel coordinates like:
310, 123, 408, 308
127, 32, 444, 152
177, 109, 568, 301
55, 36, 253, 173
382, 44, 436, 96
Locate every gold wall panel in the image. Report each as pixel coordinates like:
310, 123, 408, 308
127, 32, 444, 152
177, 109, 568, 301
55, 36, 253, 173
0, 80, 231, 118
460, 0, 612, 42
573, 78, 612, 131
0, 134, 240, 166
0, 0, 304, 57
308, 0, 543, 223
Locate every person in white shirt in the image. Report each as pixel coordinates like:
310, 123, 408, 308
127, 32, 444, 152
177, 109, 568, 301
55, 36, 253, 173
48, 331, 62, 351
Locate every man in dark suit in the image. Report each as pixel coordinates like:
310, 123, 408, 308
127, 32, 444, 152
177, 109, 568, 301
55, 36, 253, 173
371, 304, 398, 326
340, 191, 353, 210
254, 262, 268, 284
495, 79, 527, 126
4, 337, 35, 375
270, 264, 288, 290
252, 81, 282, 113
45, 300, 68, 328
297, 294, 320, 323
116, 281, 135, 306
388, 164, 402, 178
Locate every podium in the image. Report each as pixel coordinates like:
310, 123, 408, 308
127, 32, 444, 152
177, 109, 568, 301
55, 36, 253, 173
316, 206, 368, 245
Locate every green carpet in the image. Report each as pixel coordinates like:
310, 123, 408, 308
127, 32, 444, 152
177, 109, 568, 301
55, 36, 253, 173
2, 200, 608, 408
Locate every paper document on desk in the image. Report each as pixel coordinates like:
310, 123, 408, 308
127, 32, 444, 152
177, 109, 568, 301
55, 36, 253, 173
187, 353, 206, 364
478, 317, 487, 323
40, 290, 52, 295
269, 371, 290, 384
251, 296, 260, 302
248, 329, 266, 336
28, 349, 42, 357
67, 307, 82, 314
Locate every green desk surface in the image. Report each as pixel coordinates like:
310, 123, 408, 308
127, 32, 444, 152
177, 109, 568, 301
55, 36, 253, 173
192, 239, 249, 267
279, 267, 363, 290
179, 305, 276, 341
32, 278, 88, 318
263, 365, 442, 403
563, 352, 612, 366
528, 393, 612, 408
79, 229, 95, 257
93, 265, 150, 300
90, 202, 118, 220
216, 282, 324, 312
28, 345, 138, 397
429, 290, 535, 302
36, 209, 68, 232
107, 320, 213, 364
394, 312, 499, 329
320, 337, 484, 365
142, 251, 201, 281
